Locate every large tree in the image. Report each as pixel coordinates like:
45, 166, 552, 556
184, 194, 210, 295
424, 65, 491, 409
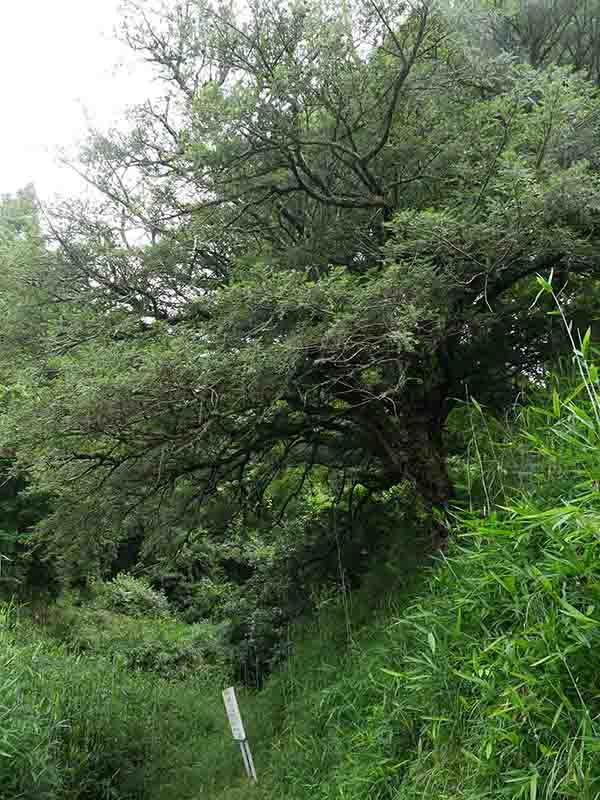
3, 0, 600, 566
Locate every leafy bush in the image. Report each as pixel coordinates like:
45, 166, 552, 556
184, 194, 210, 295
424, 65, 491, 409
43, 596, 229, 681
92, 572, 172, 618
124, 636, 210, 680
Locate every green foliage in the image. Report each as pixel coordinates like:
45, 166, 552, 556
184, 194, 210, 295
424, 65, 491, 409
146, 475, 421, 683
208, 356, 600, 800
43, 594, 228, 682
6, 4, 600, 796
92, 572, 172, 619
9, 1, 600, 587
4, 338, 600, 800
0, 601, 243, 800
0, 455, 56, 603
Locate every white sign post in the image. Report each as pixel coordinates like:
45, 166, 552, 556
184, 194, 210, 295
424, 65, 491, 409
222, 686, 258, 783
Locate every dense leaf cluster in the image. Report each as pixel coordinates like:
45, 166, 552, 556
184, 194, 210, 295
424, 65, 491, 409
2, 0, 600, 645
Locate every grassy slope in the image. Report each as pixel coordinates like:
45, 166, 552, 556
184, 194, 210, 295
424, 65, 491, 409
3, 368, 600, 799
223, 521, 600, 799
217, 374, 600, 800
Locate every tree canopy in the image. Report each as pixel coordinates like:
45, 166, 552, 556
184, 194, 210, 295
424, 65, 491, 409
2, 0, 600, 576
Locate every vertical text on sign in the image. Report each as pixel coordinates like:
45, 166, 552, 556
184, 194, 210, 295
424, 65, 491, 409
222, 687, 247, 741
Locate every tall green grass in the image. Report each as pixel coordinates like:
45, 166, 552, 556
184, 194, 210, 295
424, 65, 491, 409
211, 350, 600, 798
0, 604, 253, 799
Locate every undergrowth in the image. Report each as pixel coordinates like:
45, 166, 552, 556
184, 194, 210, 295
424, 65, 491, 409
214, 347, 600, 797
4, 322, 600, 797
0, 602, 277, 799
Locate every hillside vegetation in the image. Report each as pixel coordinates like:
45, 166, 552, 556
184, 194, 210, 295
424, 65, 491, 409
3, 360, 600, 799
3, 0, 600, 797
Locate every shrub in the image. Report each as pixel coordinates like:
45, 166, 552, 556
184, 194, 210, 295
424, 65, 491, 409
92, 572, 172, 618
124, 638, 204, 680
43, 596, 230, 681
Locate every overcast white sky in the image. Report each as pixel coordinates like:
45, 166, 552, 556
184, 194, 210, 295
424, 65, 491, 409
0, 1, 154, 200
